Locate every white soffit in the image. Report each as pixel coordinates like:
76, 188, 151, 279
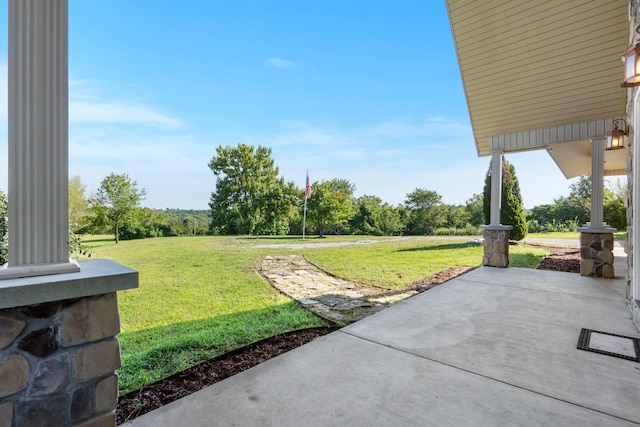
446, 0, 630, 157
547, 140, 628, 179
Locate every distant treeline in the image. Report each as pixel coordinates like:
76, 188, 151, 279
78, 208, 212, 239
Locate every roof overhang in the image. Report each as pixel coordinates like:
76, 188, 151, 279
446, 0, 630, 177
489, 118, 629, 178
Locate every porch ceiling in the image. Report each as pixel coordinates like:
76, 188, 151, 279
547, 140, 628, 179
446, 0, 630, 160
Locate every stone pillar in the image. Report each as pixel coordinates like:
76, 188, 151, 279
482, 152, 511, 268
482, 225, 513, 268
1, 0, 79, 279
0, 260, 137, 427
579, 232, 616, 278
578, 138, 617, 278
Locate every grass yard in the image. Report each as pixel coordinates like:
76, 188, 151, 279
83, 234, 554, 394
527, 231, 628, 241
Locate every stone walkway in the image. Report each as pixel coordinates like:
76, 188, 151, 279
259, 255, 472, 325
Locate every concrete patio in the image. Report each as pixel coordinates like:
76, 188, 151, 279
125, 252, 640, 426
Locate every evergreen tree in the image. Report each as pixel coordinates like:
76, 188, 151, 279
482, 157, 528, 241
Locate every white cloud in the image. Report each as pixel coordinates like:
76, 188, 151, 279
70, 101, 182, 129
0, 64, 192, 203
68, 76, 182, 128
265, 57, 297, 69
228, 117, 578, 208
0, 65, 181, 128
0, 60, 579, 210
68, 127, 214, 209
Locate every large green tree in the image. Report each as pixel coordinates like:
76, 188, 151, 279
88, 173, 146, 244
306, 178, 355, 237
458, 193, 485, 228
482, 158, 528, 241
551, 174, 591, 225
604, 178, 627, 230
403, 188, 445, 235
69, 176, 89, 233
208, 143, 296, 235
527, 174, 627, 231
350, 195, 384, 236
348, 195, 403, 236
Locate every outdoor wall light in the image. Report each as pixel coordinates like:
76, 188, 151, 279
605, 118, 628, 150
621, 26, 640, 87
621, 43, 640, 87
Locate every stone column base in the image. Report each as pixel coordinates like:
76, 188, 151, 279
482, 225, 513, 268
0, 259, 137, 427
578, 229, 616, 278
0, 293, 121, 426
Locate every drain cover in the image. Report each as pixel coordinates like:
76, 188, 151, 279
577, 329, 640, 362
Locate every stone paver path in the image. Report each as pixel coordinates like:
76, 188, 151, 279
260, 255, 447, 325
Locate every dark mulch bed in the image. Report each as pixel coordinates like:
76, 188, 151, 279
534, 246, 581, 273
117, 248, 576, 424
116, 327, 337, 424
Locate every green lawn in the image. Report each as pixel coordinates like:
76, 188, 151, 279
526, 231, 627, 241
84, 234, 551, 394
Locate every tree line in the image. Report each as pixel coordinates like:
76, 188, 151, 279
0, 143, 627, 263
207, 144, 488, 238
206, 144, 626, 239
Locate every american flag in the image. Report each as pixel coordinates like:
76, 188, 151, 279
305, 172, 311, 199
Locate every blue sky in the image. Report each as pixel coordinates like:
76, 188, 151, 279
0, 0, 585, 210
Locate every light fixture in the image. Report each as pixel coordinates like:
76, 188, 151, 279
621, 26, 640, 87
605, 118, 628, 150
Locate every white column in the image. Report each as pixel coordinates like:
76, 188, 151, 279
633, 91, 640, 301
490, 152, 502, 225
0, 0, 79, 279
590, 138, 605, 229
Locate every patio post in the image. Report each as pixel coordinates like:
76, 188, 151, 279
0, 0, 79, 280
490, 152, 502, 226
577, 138, 617, 277
482, 152, 513, 268
590, 138, 606, 229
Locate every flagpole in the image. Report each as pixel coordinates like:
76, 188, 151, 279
303, 171, 309, 240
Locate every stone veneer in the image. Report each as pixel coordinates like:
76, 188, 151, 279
0, 259, 137, 427
579, 232, 615, 278
0, 293, 121, 427
482, 226, 512, 268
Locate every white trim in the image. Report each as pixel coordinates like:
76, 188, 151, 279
0, 260, 79, 280
489, 119, 614, 153
633, 88, 640, 301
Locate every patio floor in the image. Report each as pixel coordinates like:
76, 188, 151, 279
125, 253, 640, 426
